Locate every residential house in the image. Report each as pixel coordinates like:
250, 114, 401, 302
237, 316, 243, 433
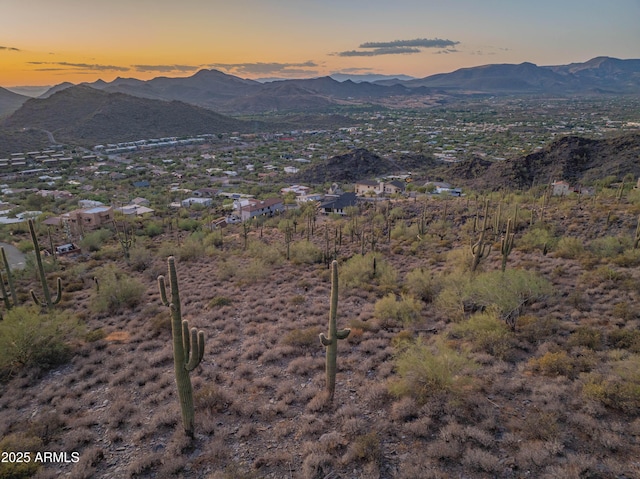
239, 197, 284, 221
131, 197, 150, 207
64, 206, 113, 230
182, 197, 212, 208
355, 180, 380, 196
382, 180, 405, 195
193, 188, 218, 198
552, 180, 571, 196
115, 204, 155, 216
320, 192, 358, 215
355, 180, 406, 197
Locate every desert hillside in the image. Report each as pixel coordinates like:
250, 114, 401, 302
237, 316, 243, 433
1, 188, 640, 479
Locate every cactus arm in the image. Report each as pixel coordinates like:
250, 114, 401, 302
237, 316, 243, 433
28, 219, 63, 309
0, 272, 10, 309
184, 327, 205, 371
336, 329, 351, 340
1, 247, 17, 306
158, 276, 169, 306
319, 333, 331, 346
500, 218, 515, 272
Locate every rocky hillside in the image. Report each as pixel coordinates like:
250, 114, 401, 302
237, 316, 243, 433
291, 148, 437, 184
446, 133, 640, 190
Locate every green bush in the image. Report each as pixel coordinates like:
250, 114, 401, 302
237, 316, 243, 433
178, 235, 205, 261
389, 337, 477, 403
451, 311, 514, 359
80, 228, 112, 252
554, 237, 585, 259
0, 306, 82, 378
0, 433, 42, 478
373, 293, 423, 327
588, 235, 628, 259
143, 221, 163, 237
289, 241, 323, 264
518, 225, 557, 254
405, 268, 439, 302
92, 265, 145, 314
129, 243, 153, 272
436, 269, 552, 328
340, 252, 397, 293
582, 355, 640, 414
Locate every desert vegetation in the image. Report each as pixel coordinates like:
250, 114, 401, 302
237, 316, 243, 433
1, 187, 640, 479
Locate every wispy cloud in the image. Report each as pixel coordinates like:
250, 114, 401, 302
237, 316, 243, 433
337, 47, 421, 57
0, 45, 21, 52
27, 61, 130, 72
334, 37, 460, 57
209, 61, 319, 77
132, 64, 199, 73
360, 38, 459, 49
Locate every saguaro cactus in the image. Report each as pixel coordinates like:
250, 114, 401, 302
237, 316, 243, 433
0, 247, 18, 310
158, 256, 206, 438
28, 219, 62, 309
471, 200, 492, 273
319, 260, 351, 402
500, 218, 515, 272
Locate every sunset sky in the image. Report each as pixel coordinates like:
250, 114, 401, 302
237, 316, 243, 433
2, 0, 639, 89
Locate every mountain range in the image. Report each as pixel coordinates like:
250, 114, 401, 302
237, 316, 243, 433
2, 56, 639, 120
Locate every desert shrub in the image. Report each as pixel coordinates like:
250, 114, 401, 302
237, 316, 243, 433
516, 315, 561, 344
527, 350, 574, 377
282, 326, 322, 349
405, 267, 440, 302
518, 225, 557, 253
80, 228, 112, 252
16, 239, 34, 254
567, 326, 603, 350
373, 293, 423, 327
91, 265, 145, 313
0, 432, 43, 478
451, 311, 514, 359
85, 328, 106, 342
129, 243, 153, 272
0, 306, 82, 377
554, 236, 585, 259
178, 234, 205, 261
437, 268, 553, 328
607, 329, 640, 353
340, 252, 397, 294
178, 218, 200, 231
346, 432, 383, 464
289, 241, 323, 264
247, 240, 283, 266
142, 220, 163, 237
612, 248, 640, 267
208, 296, 233, 308
579, 265, 626, 288
389, 337, 477, 403
582, 355, 640, 414
588, 235, 628, 259
235, 259, 268, 284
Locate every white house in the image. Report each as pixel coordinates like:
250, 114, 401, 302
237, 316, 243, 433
182, 197, 212, 208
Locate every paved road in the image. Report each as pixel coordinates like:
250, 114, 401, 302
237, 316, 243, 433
0, 242, 27, 270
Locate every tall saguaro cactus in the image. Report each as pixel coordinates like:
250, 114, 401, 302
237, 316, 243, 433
471, 200, 492, 273
158, 256, 205, 438
0, 247, 18, 310
28, 219, 62, 310
319, 260, 351, 402
500, 218, 515, 272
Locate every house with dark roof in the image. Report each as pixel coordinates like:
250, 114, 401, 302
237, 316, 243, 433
320, 192, 358, 215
